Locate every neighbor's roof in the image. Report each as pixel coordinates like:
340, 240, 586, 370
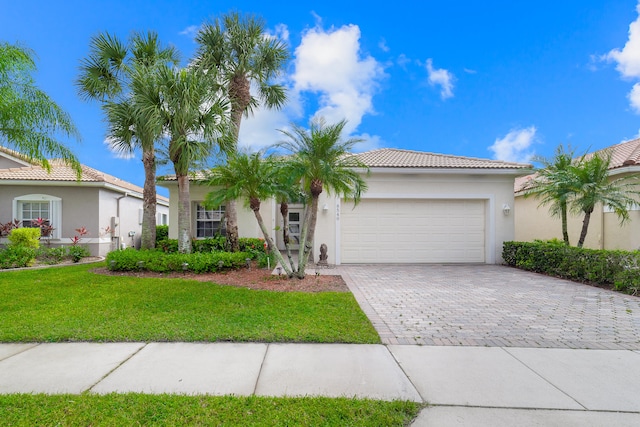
350, 148, 531, 169
514, 138, 640, 193
0, 157, 169, 203
604, 138, 640, 169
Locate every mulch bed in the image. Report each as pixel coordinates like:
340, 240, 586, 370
92, 266, 349, 293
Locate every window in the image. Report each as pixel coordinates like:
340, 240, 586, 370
13, 194, 61, 238
195, 203, 225, 238
157, 212, 168, 226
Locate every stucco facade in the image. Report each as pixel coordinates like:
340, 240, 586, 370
160, 149, 528, 265
514, 139, 640, 251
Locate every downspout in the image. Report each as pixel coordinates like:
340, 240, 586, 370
600, 203, 605, 250
115, 193, 129, 250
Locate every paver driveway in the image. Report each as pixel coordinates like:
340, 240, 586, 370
337, 265, 640, 349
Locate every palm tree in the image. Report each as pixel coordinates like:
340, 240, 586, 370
194, 11, 289, 252
77, 31, 179, 249
278, 118, 368, 278
570, 151, 639, 247
203, 151, 296, 276
522, 145, 578, 245
137, 65, 229, 253
0, 42, 80, 175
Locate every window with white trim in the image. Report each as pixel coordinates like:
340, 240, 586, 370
13, 194, 62, 238
195, 203, 225, 238
157, 212, 168, 226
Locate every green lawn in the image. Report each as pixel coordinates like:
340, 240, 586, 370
0, 263, 380, 343
0, 394, 422, 426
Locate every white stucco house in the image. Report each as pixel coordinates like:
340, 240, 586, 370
159, 148, 530, 264
0, 146, 169, 256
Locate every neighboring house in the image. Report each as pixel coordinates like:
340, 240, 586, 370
0, 146, 169, 256
159, 148, 529, 264
514, 139, 640, 250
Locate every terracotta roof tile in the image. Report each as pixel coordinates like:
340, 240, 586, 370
601, 138, 640, 169
349, 148, 531, 169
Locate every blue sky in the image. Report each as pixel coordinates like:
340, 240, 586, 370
3, 1, 640, 196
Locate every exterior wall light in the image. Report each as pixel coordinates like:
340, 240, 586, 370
503, 204, 511, 216
322, 204, 329, 212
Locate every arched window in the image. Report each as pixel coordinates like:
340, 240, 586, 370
12, 194, 62, 239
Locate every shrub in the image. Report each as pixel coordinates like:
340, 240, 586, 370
156, 239, 179, 253
68, 245, 91, 262
36, 246, 68, 265
105, 248, 252, 273
8, 228, 41, 249
155, 225, 169, 242
192, 235, 227, 253
0, 246, 37, 268
503, 241, 640, 290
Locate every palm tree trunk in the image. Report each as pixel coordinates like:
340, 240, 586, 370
253, 207, 293, 277
177, 173, 192, 253
577, 210, 592, 248
224, 78, 250, 253
140, 147, 157, 250
280, 201, 296, 272
296, 196, 319, 278
560, 202, 570, 246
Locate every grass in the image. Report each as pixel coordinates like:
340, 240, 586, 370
0, 263, 380, 343
0, 394, 422, 426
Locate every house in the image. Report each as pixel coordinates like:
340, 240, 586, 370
0, 146, 169, 256
159, 148, 530, 264
514, 139, 640, 250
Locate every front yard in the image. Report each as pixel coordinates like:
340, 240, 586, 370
0, 263, 379, 344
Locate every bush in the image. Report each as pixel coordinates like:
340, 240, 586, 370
36, 246, 68, 265
0, 246, 37, 268
8, 228, 41, 249
68, 245, 91, 262
192, 235, 227, 253
503, 241, 640, 291
155, 225, 169, 242
105, 248, 252, 273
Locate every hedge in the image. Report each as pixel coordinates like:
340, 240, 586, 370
503, 240, 640, 295
106, 248, 253, 273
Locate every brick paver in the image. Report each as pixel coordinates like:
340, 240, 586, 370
336, 265, 640, 349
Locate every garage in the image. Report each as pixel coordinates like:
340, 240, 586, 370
340, 198, 486, 263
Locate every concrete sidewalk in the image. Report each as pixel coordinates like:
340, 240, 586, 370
1, 342, 639, 426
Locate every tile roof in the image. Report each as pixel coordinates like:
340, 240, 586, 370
0, 158, 169, 203
349, 148, 531, 169
600, 138, 640, 169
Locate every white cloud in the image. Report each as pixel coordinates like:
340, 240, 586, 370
292, 24, 385, 136
179, 25, 199, 38
237, 106, 291, 150
378, 38, 390, 52
426, 58, 455, 99
488, 127, 537, 163
629, 83, 640, 113
607, 3, 640, 78
606, 3, 640, 113
265, 23, 290, 44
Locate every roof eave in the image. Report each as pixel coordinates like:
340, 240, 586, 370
364, 166, 533, 175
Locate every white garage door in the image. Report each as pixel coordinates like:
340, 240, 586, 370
340, 199, 485, 263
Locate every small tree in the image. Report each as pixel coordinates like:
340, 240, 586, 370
277, 118, 368, 278
203, 151, 296, 276
570, 151, 639, 247
523, 145, 579, 245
